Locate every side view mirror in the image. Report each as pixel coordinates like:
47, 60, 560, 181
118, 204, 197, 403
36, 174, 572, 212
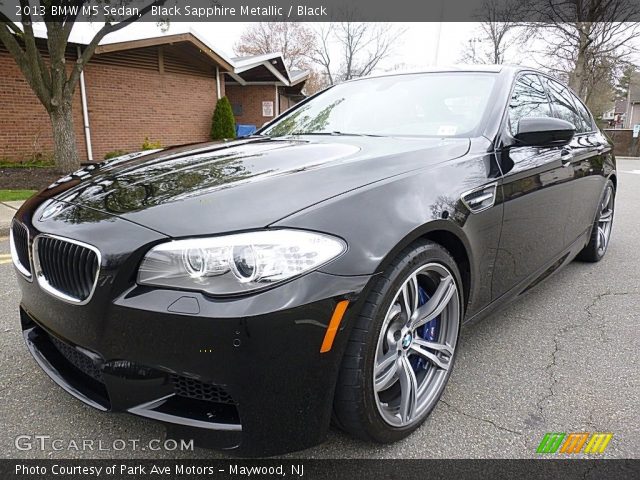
514, 117, 575, 147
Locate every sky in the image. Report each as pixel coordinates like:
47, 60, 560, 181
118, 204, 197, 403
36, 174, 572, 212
59, 22, 539, 70
35, 21, 640, 76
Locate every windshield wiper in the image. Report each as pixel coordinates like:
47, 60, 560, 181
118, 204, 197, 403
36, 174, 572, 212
287, 131, 383, 137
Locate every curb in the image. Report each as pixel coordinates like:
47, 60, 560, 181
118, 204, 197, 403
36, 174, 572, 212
0, 201, 18, 238
0, 221, 12, 238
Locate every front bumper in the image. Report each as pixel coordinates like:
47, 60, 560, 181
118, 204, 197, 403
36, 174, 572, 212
18, 269, 370, 456
13, 199, 372, 456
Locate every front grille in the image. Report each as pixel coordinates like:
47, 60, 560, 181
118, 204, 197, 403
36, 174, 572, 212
170, 374, 235, 405
11, 221, 31, 276
49, 334, 104, 383
35, 236, 100, 302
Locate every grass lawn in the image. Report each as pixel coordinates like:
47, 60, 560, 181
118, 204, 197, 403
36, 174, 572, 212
0, 189, 37, 202
0, 158, 54, 168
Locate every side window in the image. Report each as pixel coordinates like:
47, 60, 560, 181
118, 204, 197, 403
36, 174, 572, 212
545, 78, 586, 133
508, 74, 552, 136
569, 92, 594, 133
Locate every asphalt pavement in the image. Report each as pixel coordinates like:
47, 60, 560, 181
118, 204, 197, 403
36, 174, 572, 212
1, 160, 639, 459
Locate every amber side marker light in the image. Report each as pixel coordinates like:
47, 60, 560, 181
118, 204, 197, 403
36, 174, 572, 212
320, 300, 350, 353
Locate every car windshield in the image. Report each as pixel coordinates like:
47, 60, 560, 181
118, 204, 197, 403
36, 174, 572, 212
262, 72, 497, 138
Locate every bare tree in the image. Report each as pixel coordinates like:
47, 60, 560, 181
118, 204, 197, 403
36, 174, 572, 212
460, 0, 527, 64
309, 23, 334, 86
524, 0, 640, 108
309, 22, 404, 85
234, 22, 316, 72
0, 1, 166, 172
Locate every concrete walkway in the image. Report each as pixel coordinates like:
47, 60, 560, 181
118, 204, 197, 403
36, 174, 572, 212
0, 201, 23, 237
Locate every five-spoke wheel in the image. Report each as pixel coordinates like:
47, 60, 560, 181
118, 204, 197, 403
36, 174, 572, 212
373, 263, 459, 427
333, 241, 462, 442
578, 180, 615, 262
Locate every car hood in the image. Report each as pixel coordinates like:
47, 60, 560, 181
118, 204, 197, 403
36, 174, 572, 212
41, 136, 470, 237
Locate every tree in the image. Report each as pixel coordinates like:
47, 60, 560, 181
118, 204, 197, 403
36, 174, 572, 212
524, 0, 640, 108
615, 63, 638, 99
309, 22, 404, 85
210, 96, 236, 140
0, 1, 166, 173
234, 22, 315, 72
460, 0, 527, 64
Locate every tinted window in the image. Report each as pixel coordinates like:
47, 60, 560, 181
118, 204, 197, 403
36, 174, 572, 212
508, 74, 552, 136
545, 79, 586, 133
569, 92, 594, 133
262, 73, 497, 137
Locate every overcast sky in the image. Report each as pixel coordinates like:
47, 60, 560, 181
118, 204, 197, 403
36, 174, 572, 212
45, 21, 639, 75
63, 22, 539, 69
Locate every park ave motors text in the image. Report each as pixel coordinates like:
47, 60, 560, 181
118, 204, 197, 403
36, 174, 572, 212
153, 4, 327, 18
16, 463, 304, 477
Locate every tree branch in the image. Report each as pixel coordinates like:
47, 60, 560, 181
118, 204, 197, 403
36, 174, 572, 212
65, 0, 166, 98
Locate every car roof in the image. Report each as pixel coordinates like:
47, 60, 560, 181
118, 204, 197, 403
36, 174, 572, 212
350, 64, 530, 82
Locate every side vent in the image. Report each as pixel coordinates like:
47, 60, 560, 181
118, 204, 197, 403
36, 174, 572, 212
461, 183, 498, 214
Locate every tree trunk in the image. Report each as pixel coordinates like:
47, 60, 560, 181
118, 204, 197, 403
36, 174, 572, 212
49, 103, 80, 173
569, 23, 591, 98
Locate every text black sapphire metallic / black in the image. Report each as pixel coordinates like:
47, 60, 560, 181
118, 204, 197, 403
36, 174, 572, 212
10, 66, 616, 456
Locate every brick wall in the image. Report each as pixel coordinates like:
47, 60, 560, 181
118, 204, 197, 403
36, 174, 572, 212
604, 129, 640, 157
83, 61, 220, 160
226, 84, 277, 129
0, 49, 86, 162
0, 46, 224, 163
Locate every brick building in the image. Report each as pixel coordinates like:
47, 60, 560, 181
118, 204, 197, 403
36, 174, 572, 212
0, 32, 308, 162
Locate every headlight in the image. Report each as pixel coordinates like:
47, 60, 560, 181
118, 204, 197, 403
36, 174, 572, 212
137, 230, 346, 295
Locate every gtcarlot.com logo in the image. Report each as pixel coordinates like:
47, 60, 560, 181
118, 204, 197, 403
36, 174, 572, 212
14, 435, 194, 452
537, 432, 613, 454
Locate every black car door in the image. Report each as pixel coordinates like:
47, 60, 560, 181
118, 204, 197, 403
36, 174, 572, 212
492, 73, 575, 300
543, 78, 608, 244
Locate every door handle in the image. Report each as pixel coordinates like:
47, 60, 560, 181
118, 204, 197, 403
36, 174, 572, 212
560, 147, 573, 167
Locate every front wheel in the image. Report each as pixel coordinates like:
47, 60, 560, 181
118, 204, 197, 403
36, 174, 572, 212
577, 180, 615, 262
333, 241, 462, 443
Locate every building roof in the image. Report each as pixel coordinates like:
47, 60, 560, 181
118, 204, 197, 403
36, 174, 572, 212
26, 27, 309, 87
94, 32, 235, 72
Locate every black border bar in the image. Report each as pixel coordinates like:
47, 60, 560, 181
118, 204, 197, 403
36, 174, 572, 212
2, 459, 640, 480
2, 0, 640, 22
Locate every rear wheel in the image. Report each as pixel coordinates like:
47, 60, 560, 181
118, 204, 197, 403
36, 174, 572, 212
333, 241, 462, 442
577, 180, 615, 262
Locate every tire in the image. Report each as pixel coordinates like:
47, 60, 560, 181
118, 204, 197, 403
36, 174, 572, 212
577, 180, 615, 263
333, 241, 463, 443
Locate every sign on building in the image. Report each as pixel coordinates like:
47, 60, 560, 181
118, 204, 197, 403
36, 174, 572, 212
262, 101, 274, 117
633, 124, 640, 138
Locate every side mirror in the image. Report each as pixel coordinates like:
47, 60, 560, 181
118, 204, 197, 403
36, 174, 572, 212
514, 117, 575, 147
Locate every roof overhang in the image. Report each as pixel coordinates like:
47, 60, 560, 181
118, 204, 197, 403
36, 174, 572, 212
230, 53, 309, 87
23, 27, 308, 89
94, 32, 234, 71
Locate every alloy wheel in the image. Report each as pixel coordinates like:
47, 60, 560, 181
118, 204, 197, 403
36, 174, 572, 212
373, 263, 460, 427
596, 185, 614, 257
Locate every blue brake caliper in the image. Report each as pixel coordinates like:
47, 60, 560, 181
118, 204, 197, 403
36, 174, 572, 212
411, 285, 440, 371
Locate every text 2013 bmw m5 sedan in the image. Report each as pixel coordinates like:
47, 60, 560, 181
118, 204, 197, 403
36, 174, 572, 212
11, 66, 615, 456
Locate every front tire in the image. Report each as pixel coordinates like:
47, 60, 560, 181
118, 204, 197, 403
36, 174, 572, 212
333, 241, 463, 443
577, 180, 615, 262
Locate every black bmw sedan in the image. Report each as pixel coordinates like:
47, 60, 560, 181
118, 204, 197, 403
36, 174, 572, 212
11, 66, 615, 456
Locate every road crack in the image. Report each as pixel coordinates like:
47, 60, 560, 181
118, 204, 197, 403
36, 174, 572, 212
440, 399, 522, 435
536, 290, 639, 420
